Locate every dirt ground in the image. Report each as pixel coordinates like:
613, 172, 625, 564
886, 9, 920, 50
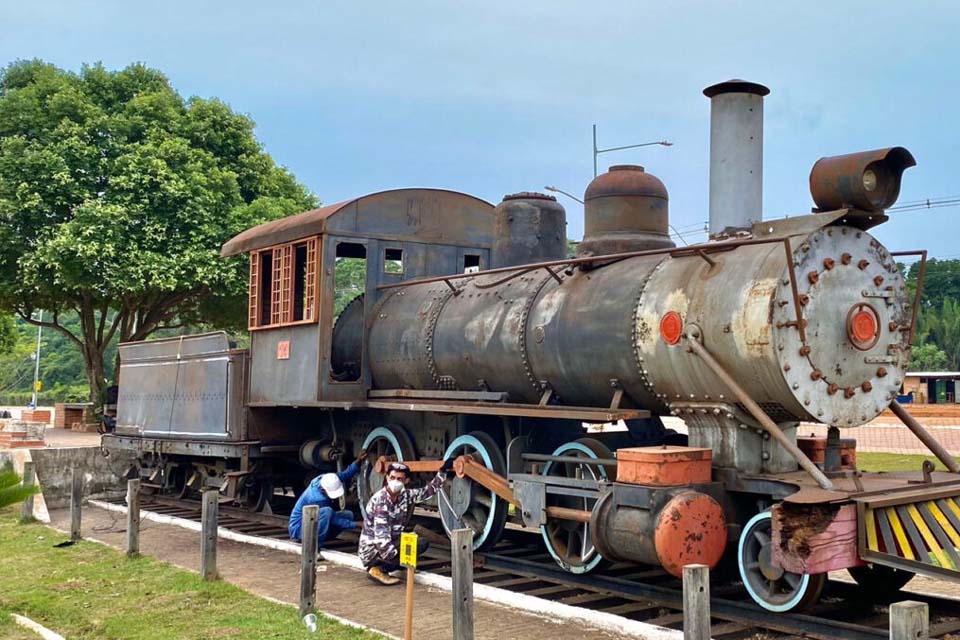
48, 505, 631, 640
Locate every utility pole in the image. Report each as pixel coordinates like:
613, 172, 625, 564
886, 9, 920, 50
31, 310, 42, 407
592, 124, 672, 177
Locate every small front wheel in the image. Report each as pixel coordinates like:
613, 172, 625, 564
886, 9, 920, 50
738, 511, 826, 612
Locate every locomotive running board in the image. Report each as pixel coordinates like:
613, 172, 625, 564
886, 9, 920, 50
855, 484, 960, 581
364, 397, 650, 422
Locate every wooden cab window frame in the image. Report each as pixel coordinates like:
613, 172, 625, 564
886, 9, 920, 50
248, 236, 320, 331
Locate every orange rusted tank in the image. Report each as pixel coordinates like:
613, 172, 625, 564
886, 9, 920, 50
653, 491, 728, 577
616, 446, 712, 485
592, 483, 728, 578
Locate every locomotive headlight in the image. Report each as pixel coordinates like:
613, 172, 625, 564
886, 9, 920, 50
809, 147, 916, 212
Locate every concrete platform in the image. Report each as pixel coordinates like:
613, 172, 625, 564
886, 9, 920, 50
42, 427, 102, 448
49, 505, 639, 640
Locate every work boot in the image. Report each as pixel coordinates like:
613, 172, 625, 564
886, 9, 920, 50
367, 566, 400, 586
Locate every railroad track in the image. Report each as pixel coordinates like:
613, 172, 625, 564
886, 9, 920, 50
105, 495, 960, 639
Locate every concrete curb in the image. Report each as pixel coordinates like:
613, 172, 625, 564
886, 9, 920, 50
10, 613, 66, 640
89, 499, 682, 639
49, 514, 399, 640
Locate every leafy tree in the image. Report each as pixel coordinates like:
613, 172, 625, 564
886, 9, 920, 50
333, 257, 367, 319
908, 259, 960, 310
908, 342, 949, 371
0, 314, 14, 353
0, 60, 317, 403
915, 299, 960, 370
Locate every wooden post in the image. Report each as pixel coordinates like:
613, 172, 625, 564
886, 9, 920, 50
200, 487, 219, 581
69, 466, 82, 542
299, 505, 319, 617
404, 565, 415, 640
682, 564, 710, 640
890, 600, 929, 640
20, 461, 35, 521
451, 528, 475, 640
126, 479, 140, 557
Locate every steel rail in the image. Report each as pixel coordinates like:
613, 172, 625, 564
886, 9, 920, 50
477, 552, 887, 640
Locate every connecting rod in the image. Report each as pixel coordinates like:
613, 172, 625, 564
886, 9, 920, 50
684, 331, 835, 491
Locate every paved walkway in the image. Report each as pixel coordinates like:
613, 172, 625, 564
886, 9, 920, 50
48, 506, 626, 640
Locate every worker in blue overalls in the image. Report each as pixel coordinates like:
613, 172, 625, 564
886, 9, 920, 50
288, 449, 367, 546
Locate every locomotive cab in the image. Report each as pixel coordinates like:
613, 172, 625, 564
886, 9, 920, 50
219, 188, 496, 407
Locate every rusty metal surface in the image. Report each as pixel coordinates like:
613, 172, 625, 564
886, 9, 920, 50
890, 250, 927, 346
371, 223, 908, 481
889, 400, 960, 473
116, 332, 248, 442
653, 490, 727, 577
363, 398, 648, 422
684, 332, 834, 490
702, 79, 770, 98
579, 165, 673, 256
491, 193, 567, 268
809, 147, 916, 212
220, 188, 495, 257
773, 226, 909, 428
378, 234, 811, 291
330, 294, 364, 381
249, 322, 319, 405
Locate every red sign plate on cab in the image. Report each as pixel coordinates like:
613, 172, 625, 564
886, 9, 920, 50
276, 340, 290, 360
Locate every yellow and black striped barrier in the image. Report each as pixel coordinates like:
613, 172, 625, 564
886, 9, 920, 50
857, 485, 960, 578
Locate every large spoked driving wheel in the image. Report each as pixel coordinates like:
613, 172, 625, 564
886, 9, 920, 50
541, 438, 613, 574
739, 511, 826, 612
438, 432, 508, 551
359, 425, 415, 517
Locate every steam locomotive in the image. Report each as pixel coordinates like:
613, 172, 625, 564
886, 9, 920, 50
102, 79, 960, 612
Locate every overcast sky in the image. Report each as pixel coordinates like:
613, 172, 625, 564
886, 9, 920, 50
3, 1, 958, 261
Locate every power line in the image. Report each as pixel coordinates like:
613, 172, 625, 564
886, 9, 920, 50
889, 196, 960, 213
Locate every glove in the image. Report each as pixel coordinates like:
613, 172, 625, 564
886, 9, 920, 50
440, 457, 456, 473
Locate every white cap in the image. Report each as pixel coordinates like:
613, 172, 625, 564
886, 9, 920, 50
320, 473, 344, 499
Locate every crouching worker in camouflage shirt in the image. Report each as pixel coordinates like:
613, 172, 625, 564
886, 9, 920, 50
359, 459, 455, 585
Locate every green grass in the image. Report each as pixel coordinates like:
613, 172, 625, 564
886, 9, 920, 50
857, 451, 960, 472
0, 615, 39, 640
0, 509, 379, 639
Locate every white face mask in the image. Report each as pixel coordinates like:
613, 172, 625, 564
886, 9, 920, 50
387, 479, 405, 494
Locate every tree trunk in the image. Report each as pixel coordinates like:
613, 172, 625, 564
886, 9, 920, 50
83, 342, 107, 406
77, 298, 109, 407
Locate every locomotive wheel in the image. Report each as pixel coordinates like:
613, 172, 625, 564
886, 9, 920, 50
540, 438, 612, 574
738, 511, 826, 612
848, 563, 915, 597
438, 432, 508, 551
237, 475, 273, 513
168, 464, 191, 500
359, 425, 415, 517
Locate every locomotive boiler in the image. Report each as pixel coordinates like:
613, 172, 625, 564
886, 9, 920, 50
103, 79, 960, 613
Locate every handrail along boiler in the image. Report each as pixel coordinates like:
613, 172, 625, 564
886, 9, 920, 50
103, 79, 960, 612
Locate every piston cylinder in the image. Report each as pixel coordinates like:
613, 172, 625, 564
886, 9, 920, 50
591, 486, 727, 577
579, 165, 673, 256
491, 192, 567, 268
